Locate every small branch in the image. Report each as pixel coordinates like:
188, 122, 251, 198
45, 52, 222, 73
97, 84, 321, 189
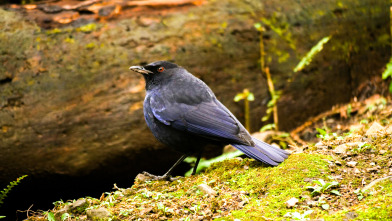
265, 67, 279, 131
362, 176, 392, 192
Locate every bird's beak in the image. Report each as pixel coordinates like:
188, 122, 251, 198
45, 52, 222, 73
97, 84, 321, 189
129, 66, 153, 75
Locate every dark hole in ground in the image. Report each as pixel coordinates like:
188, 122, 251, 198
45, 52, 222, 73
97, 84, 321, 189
0, 162, 190, 220
0, 77, 12, 85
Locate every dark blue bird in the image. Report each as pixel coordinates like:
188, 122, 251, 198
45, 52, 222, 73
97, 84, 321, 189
129, 61, 290, 181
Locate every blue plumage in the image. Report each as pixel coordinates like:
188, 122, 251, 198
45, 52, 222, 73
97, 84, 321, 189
130, 61, 290, 180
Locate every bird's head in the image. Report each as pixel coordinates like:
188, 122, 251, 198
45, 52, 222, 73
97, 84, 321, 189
129, 61, 181, 90
129, 61, 179, 76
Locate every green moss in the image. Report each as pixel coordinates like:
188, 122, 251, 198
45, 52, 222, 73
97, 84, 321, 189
325, 179, 392, 220
209, 153, 331, 220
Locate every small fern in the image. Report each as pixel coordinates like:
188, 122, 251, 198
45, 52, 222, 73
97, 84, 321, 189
0, 175, 28, 207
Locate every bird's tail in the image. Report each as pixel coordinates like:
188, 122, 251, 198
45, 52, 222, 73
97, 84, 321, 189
231, 137, 290, 166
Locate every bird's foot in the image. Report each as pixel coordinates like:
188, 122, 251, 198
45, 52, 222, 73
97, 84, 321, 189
142, 171, 182, 182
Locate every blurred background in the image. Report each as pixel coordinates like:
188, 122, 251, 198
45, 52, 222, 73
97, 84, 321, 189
0, 0, 390, 219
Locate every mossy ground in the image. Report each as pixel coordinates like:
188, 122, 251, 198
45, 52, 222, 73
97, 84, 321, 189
27, 96, 392, 220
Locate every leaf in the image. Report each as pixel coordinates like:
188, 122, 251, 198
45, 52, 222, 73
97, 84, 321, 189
47, 212, 56, 221
313, 179, 325, 187
247, 93, 255, 101
234, 94, 244, 102
0, 216, 6, 219
321, 204, 330, 210
382, 57, 392, 79
331, 190, 341, 196
294, 36, 331, 72
389, 81, 392, 94
306, 186, 315, 190
61, 213, 70, 221
254, 23, 262, 31
316, 128, 327, 136
260, 124, 275, 132
261, 114, 270, 122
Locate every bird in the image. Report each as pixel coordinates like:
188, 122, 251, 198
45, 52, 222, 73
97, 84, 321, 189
129, 61, 290, 181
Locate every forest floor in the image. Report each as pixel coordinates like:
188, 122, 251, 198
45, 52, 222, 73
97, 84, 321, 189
25, 94, 392, 220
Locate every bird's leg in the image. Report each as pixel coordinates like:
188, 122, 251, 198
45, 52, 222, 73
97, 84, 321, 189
143, 154, 188, 181
192, 149, 203, 175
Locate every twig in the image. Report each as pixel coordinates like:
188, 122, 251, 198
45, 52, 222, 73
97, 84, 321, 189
264, 67, 279, 131
289, 98, 367, 145
362, 176, 392, 192
16, 204, 33, 220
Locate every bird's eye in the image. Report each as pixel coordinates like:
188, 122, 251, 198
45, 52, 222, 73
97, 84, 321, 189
157, 67, 165, 72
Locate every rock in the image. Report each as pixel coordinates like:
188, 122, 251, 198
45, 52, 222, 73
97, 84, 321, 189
286, 197, 299, 208
140, 207, 153, 215
365, 122, 385, 137
379, 150, 387, 155
70, 198, 88, 213
334, 142, 365, 154
86, 208, 111, 219
345, 211, 358, 220
353, 168, 361, 174
240, 191, 249, 195
385, 126, 392, 135
315, 141, 327, 149
234, 157, 243, 161
366, 166, 380, 172
346, 161, 357, 167
135, 173, 152, 182
334, 144, 349, 154
197, 184, 217, 196
54, 205, 70, 220
238, 201, 247, 208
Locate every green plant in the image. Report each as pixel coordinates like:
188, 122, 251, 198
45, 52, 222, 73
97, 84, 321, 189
294, 36, 332, 72
306, 178, 340, 196
0, 175, 28, 219
46, 211, 55, 221
261, 87, 281, 128
317, 195, 330, 210
234, 89, 255, 131
260, 123, 276, 132
316, 128, 343, 141
255, 16, 332, 132
157, 202, 173, 216
61, 213, 71, 221
184, 150, 243, 176
354, 142, 373, 153
382, 57, 392, 93
354, 188, 370, 201
254, 22, 280, 131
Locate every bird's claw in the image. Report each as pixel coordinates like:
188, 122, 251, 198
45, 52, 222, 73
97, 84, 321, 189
142, 171, 182, 182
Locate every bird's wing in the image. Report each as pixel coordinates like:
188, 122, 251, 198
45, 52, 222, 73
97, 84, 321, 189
149, 92, 253, 145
